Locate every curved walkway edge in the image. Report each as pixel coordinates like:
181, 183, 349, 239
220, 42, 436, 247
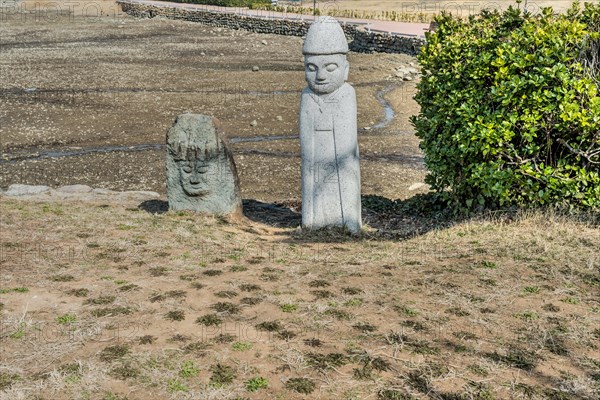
116, 0, 428, 54
119, 0, 430, 37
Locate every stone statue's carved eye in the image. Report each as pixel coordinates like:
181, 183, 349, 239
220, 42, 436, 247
306, 64, 317, 72
325, 63, 338, 72
197, 165, 210, 174
182, 164, 193, 173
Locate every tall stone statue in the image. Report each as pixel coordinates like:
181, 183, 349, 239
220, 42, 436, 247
166, 114, 242, 216
299, 17, 361, 233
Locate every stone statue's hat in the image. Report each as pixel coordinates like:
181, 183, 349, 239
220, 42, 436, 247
302, 16, 349, 55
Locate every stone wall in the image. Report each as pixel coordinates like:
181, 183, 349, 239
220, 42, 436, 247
116, 1, 425, 55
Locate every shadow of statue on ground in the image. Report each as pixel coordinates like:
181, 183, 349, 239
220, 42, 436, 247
137, 198, 302, 229
242, 199, 301, 228
138, 199, 169, 214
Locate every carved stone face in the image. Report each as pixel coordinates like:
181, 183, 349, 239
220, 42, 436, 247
177, 158, 212, 196
304, 54, 349, 95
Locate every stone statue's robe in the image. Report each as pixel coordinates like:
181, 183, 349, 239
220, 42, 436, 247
299, 83, 361, 232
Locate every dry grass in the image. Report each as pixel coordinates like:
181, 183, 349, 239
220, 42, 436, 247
1, 196, 598, 399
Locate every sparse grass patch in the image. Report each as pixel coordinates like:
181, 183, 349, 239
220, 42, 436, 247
196, 314, 222, 326
209, 363, 236, 386
280, 303, 297, 312
211, 302, 240, 314
304, 338, 323, 347
99, 344, 130, 362
203, 269, 223, 276
543, 331, 569, 356
260, 273, 279, 281
0, 371, 21, 390
306, 352, 348, 370
50, 274, 75, 282
179, 360, 200, 378
479, 277, 497, 286
324, 308, 352, 320
182, 341, 211, 354
312, 290, 334, 299
138, 335, 156, 345
215, 290, 238, 298
467, 363, 489, 377
408, 339, 440, 355
109, 363, 139, 380
84, 295, 116, 305
515, 311, 540, 321
478, 261, 498, 269
542, 303, 561, 312
240, 297, 262, 305
285, 377, 316, 394
56, 313, 77, 324
232, 341, 253, 351
453, 331, 478, 340
118, 283, 140, 292
90, 306, 131, 317
166, 378, 189, 393
149, 293, 166, 302
446, 306, 471, 317
342, 287, 363, 295
148, 266, 168, 276
344, 298, 364, 307
169, 334, 190, 343
394, 304, 419, 317
165, 310, 185, 321
561, 296, 580, 304
406, 363, 448, 393
239, 283, 261, 292
401, 320, 428, 331
245, 376, 268, 392
308, 279, 330, 287
190, 281, 205, 289
277, 329, 297, 340
101, 392, 128, 400
353, 322, 377, 333
180, 273, 199, 281
213, 333, 236, 343
67, 288, 89, 297
256, 320, 282, 332
377, 388, 414, 400
523, 286, 541, 294
166, 289, 186, 298
487, 347, 540, 371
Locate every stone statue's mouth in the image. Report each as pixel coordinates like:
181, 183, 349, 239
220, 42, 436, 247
183, 186, 209, 197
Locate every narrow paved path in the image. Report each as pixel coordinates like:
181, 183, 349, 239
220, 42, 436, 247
119, 0, 430, 38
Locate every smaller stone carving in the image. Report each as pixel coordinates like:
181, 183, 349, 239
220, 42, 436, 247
166, 114, 242, 215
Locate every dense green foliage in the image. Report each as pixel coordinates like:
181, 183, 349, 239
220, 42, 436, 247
412, 2, 600, 211
154, 0, 270, 7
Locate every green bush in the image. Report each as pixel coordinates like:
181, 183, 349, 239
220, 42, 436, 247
411, 1, 600, 211
155, 0, 270, 8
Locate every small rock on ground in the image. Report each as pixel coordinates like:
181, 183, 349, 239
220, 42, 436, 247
5, 184, 51, 196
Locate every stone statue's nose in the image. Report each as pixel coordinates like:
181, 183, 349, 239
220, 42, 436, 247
190, 169, 202, 183
316, 68, 327, 81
